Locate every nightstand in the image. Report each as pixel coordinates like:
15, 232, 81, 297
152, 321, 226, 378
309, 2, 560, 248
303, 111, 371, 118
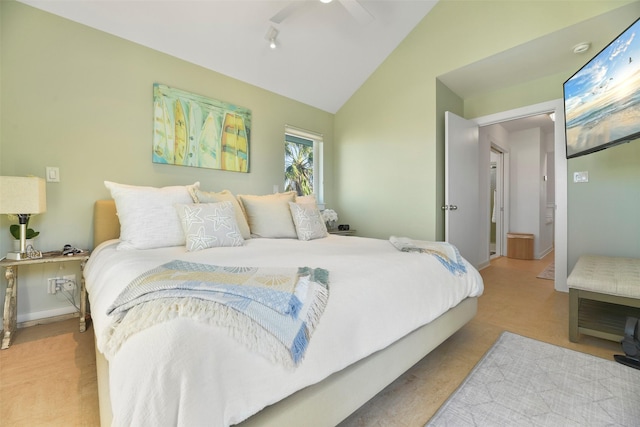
0, 251, 90, 349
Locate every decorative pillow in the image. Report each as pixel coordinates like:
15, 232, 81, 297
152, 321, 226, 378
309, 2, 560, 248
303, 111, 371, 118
175, 202, 244, 251
288, 202, 328, 241
189, 188, 251, 239
237, 192, 297, 238
104, 181, 199, 250
295, 194, 317, 205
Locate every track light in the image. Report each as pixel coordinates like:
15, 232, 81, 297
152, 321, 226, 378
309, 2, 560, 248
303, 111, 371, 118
265, 26, 279, 49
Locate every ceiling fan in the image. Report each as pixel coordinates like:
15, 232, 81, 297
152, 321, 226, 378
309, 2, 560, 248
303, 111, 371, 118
270, 0, 374, 26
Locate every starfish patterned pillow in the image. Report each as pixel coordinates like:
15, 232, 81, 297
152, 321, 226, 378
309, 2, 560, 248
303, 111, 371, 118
175, 202, 244, 251
288, 202, 328, 241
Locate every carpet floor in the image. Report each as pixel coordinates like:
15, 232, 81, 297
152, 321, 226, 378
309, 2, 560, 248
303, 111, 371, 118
536, 262, 555, 280
426, 332, 640, 426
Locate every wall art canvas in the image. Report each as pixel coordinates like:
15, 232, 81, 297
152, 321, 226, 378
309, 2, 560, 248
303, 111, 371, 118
153, 83, 251, 172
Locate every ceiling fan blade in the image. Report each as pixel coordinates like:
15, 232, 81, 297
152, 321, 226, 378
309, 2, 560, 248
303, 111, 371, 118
270, 2, 306, 24
338, 0, 374, 25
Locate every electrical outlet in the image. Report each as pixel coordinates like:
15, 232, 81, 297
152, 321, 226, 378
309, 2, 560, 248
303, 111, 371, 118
63, 275, 76, 291
47, 274, 76, 294
47, 278, 58, 294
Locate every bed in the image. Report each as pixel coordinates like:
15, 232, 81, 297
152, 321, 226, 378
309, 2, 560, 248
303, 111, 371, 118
86, 183, 484, 426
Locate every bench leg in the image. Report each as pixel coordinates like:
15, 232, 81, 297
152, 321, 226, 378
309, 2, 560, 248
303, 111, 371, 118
569, 288, 579, 342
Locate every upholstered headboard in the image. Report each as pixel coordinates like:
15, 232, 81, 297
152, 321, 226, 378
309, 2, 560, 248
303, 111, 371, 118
94, 200, 120, 247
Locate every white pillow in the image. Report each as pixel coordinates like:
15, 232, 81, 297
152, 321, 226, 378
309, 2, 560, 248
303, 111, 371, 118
295, 194, 317, 204
104, 181, 199, 250
189, 188, 251, 239
175, 202, 244, 251
237, 192, 297, 238
289, 202, 328, 241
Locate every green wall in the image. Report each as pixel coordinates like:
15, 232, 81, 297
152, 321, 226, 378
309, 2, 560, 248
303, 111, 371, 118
334, 0, 637, 241
0, 1, 333, 321
567, 141, 640, 267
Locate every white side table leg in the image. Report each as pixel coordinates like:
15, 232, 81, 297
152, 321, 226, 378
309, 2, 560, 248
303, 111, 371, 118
2, 266, 18, 349
79, 260, 87, 333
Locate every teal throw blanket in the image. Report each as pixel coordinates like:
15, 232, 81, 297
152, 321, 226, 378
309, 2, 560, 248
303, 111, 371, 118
106, 260, 329, 366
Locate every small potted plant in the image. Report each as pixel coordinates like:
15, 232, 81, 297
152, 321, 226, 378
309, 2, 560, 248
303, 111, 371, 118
321, 209, 338, 230
9, 215, 40, 251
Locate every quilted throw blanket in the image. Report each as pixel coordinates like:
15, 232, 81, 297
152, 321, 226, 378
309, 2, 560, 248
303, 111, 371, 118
103, 260, 329, 367
389, 236, 467, 276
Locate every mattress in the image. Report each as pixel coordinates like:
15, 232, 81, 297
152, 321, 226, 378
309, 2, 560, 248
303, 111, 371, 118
84, 235, 483, 426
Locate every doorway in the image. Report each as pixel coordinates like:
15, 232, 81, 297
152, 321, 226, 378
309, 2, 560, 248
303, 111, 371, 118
444, 100, 567, 292
474, 99, 568, 292
489, 149, 503, 259
483, 114, 555, 260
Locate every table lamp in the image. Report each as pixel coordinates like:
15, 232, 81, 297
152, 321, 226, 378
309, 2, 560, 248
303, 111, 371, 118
0, 176, 47, 260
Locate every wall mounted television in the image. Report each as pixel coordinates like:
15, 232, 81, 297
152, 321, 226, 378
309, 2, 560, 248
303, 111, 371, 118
563, 17, 640, 159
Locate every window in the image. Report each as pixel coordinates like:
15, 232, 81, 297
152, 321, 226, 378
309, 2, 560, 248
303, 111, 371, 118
284, 126, 323, 203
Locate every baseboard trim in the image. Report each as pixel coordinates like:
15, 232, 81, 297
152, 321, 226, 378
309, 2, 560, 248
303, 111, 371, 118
17, 307, 79, 328
477, 260, 491, 270
538, 245, 554, 259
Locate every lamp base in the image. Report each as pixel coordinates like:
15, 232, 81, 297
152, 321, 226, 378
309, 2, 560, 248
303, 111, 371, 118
5, 251, 40, 261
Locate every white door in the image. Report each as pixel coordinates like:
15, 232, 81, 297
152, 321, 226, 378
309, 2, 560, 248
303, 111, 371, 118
491, 149, 505, 258
445, 111, 481, 267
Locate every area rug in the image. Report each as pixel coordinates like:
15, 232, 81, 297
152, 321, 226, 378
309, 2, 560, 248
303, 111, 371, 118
426, 332, 640, 426
536, 262, 555, 280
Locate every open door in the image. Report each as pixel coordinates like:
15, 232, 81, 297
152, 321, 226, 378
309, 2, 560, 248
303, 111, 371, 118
445, 112, 481, 268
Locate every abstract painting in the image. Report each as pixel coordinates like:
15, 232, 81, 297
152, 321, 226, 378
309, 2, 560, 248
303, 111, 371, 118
153, 83, 251, 172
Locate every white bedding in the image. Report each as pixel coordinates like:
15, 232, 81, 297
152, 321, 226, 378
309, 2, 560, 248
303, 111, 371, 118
84, 235, 483, 426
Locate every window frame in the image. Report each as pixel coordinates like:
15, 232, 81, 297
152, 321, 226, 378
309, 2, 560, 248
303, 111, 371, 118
284, 125, 324, 205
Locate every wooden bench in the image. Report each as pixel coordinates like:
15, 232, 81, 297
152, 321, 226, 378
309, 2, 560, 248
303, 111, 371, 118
568, 255, 640, 343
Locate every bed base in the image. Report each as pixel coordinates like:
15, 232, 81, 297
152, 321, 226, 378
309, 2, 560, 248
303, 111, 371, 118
94, 297, 476, 426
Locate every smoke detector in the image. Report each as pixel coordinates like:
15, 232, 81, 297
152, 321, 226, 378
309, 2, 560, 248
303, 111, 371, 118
573, 42, 591, 54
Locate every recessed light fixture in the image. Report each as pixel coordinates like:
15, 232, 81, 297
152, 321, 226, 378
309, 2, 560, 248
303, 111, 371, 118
573, 42, 591, 54
265, 26, 279, 49
320, 0, 333, 3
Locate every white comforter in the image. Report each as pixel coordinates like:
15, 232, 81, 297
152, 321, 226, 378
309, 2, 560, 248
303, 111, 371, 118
85, 235, 483, 426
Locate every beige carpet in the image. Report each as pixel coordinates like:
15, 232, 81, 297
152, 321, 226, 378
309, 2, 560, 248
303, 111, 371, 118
426, 332, 640, 426
536, 262, 555, 280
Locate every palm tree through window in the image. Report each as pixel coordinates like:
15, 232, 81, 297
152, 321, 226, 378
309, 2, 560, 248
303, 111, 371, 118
284, 126, 323, 203
285, 134, 314, 196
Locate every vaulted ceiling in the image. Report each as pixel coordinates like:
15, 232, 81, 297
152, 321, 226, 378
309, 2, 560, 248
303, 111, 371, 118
18, 0, 438, 113
17, 1, 639, 115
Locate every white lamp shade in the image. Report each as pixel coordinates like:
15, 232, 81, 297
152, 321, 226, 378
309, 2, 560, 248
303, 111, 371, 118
0, 176, 47, 214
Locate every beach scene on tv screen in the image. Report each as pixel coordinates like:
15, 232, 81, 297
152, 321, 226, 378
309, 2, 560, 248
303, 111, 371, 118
565, 19, 640, 157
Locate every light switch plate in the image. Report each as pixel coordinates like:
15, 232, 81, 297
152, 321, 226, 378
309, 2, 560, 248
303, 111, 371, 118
46, 166, 60, 182
573, 171, 589, 183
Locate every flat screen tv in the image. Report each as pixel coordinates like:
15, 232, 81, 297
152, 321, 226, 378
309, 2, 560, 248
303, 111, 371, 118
563, 17, 640, 159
